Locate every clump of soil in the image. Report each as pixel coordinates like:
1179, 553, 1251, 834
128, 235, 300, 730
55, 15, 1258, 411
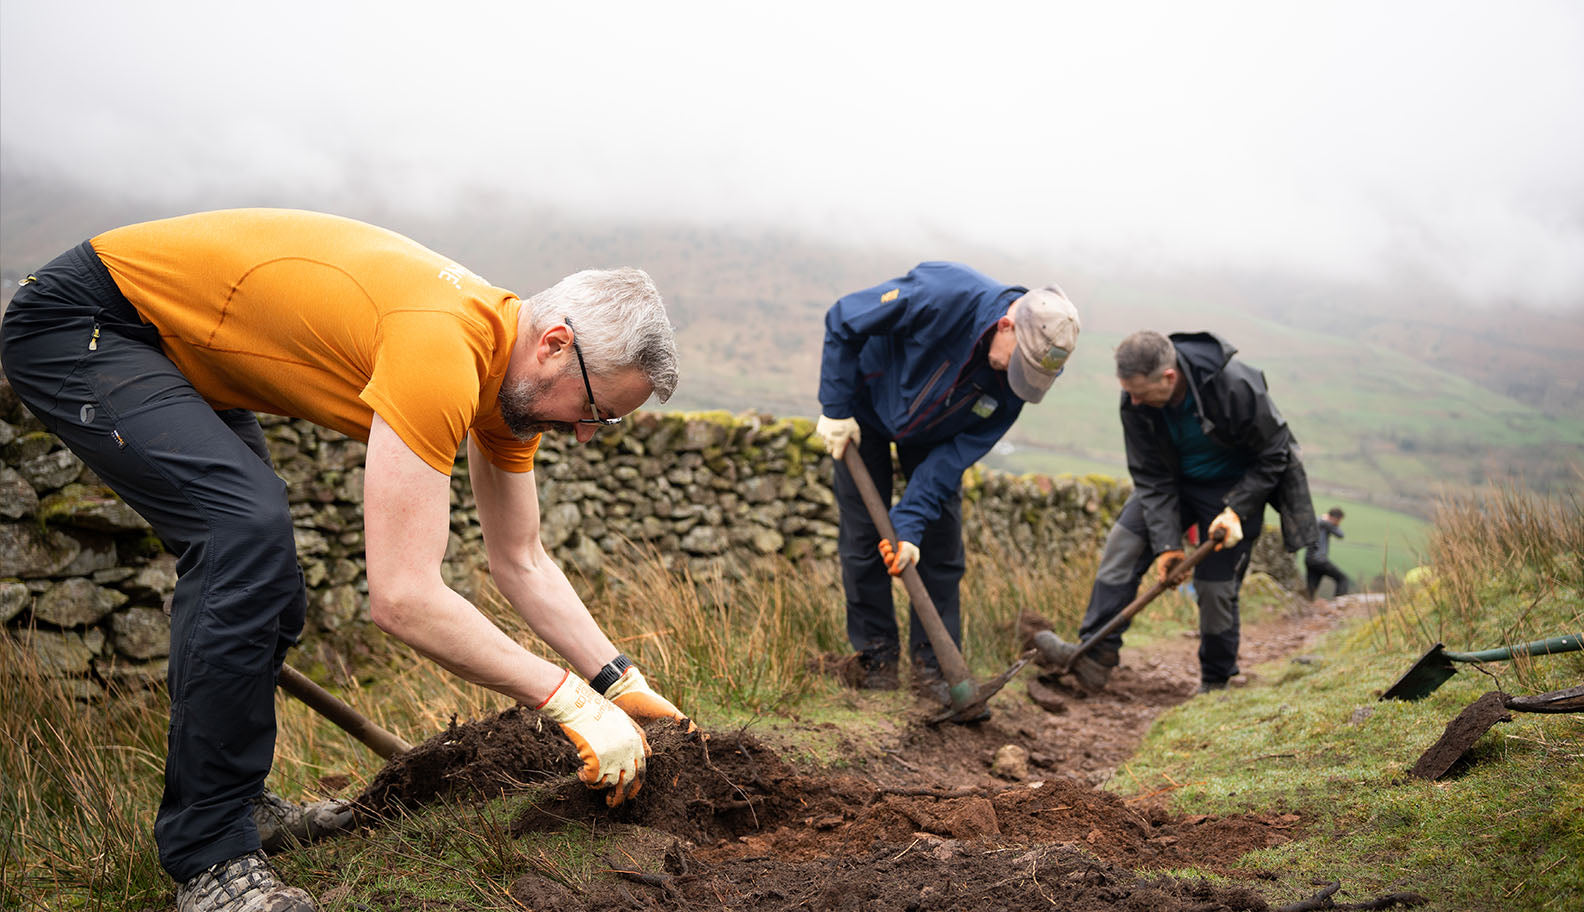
511, 719, 849, 846
354, 705, 577, 817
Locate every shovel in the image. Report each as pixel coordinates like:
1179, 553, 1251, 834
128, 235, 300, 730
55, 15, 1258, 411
1409, 684, 1584, 780
1031, 531, 1224, 681
840, 446, 1032, 724
278, 662, 412, 759
1379, 633, 1583, 702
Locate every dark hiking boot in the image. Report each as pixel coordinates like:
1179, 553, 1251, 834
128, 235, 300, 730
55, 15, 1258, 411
176, 850, 315, 912
859, 656, 899, 691
252, 789, 354, 853
1197, 680, 1229, 695
1073, 646, 1119, 692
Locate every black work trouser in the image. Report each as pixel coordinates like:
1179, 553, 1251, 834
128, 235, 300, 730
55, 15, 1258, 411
0, 242, 307, 882
1076, 479, 1259, 686
1305, 558, 1350, 599
831, 427, 965, 673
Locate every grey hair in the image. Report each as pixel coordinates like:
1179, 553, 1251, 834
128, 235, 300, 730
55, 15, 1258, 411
525, 267, 679, 403
1114, 330, 1176, 380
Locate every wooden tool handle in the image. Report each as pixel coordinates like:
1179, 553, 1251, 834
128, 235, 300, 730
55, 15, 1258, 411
841, 446, 973, 688
278, 663, 412, 760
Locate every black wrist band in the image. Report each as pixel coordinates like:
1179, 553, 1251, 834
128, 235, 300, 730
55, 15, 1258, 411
589, 654, 634, 695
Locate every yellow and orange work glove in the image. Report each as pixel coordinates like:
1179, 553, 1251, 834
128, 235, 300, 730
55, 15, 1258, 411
604, 666, 697, 733
537, 671, 648, 807
1208, 508, 1243, 550
1153, 549, 1186, 584
877, 538, 920, 577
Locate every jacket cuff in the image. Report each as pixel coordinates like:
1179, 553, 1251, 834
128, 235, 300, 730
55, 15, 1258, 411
892, 516, 926, 545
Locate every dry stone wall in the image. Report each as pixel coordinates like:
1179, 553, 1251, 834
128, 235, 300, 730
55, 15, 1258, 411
1, 376, 1299, 689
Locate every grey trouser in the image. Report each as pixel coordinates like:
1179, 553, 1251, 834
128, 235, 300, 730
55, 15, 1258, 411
1076, 480, 1259, 685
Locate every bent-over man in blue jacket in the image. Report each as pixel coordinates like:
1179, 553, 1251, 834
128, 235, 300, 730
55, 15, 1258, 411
815, 262, 1080, 703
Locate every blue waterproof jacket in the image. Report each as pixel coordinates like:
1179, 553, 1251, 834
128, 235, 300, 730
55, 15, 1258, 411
819, 262, 1027, 543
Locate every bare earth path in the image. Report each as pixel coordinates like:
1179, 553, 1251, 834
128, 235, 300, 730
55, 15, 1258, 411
802, 592, 1382, 793
326, 593, 1393, 911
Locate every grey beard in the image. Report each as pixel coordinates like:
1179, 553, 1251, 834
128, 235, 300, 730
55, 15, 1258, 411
497, 375, 575, 439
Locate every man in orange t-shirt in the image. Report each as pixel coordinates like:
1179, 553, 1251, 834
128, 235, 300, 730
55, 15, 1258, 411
1, 209, 687, 911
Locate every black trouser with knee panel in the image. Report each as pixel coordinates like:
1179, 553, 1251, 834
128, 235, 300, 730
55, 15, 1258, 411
1076, 480, 1259, 686
832, 426, 965, 674
1, 242, 307, 882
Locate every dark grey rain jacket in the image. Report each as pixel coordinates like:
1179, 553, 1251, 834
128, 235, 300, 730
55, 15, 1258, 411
1119, 331, 1319, 555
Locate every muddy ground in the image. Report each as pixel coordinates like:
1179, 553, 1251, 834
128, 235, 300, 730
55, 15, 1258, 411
340, 594, 1408, 911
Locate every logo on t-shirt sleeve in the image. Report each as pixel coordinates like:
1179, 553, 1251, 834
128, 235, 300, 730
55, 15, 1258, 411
437, 261, 485, 290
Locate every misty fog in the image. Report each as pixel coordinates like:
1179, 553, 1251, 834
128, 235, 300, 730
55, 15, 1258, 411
2, 0, 1582, 311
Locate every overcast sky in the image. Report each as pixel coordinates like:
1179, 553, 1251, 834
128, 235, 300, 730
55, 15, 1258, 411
2, 1, 1581, 308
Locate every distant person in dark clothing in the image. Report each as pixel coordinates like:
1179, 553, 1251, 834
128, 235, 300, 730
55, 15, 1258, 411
1070, 330, 1318, 694
1305, 507, 1351, 599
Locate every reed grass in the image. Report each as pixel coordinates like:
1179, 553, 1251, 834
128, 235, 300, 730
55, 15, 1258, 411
1366, 483, 1583, 668
2, 533, 1097, 908
0, 639, 169, 909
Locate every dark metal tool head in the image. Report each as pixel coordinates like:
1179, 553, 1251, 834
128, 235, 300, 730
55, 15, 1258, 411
926, 651, 1036, 725
1380, 643, 1457, 702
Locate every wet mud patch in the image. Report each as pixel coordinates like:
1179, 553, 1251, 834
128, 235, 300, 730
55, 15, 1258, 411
341, 597, 1390, 909
501, 723, 1291, 910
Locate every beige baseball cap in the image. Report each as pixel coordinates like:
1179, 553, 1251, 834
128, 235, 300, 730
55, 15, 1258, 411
1007, 285, 1080, 403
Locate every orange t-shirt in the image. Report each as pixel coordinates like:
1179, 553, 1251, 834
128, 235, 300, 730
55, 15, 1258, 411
91, 208, 538, 475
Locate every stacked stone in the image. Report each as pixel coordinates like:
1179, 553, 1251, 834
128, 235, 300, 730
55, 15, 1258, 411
8, 372, 1301, 690
530, 410, 841, 580
1, 378, 174, 695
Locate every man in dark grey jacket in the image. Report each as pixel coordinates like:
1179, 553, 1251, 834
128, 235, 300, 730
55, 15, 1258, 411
1073, 331, 1317, 693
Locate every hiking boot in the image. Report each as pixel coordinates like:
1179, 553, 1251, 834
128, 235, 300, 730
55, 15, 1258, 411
859, 656, 899, 691
176, 850, 315, 912
1071, 655, 1113, 691
1197, 680, 1229, 695
1072, 645, 1118, 692
252, 789, 354, 853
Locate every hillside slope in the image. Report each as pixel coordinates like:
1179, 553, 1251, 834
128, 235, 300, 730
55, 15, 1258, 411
3, 165, 1580, 521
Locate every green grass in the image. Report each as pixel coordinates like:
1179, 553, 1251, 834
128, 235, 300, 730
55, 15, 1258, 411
1112, 487, 1584, 911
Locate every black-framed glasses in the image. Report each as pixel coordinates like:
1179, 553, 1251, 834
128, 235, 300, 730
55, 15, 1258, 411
565, 317, 622, 426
